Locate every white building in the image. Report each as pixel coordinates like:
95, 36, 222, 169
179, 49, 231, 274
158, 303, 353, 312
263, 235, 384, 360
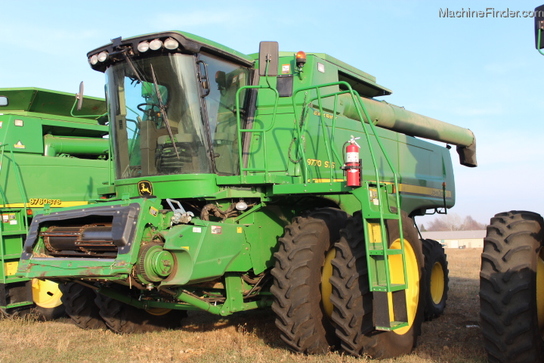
420, 230, 486, 249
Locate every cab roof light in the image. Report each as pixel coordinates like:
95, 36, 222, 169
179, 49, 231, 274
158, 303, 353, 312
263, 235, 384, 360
164, 37, 179, 50
137, 41, 150, 53
89, 54, 99, 65
296, 51, 307, 68
149, 39, 163, 51
97, 51, 109, 62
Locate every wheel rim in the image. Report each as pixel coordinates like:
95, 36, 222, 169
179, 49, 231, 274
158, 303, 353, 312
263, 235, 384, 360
537, 251, 544, 334
389, 239, 419, 335
430, 261, 445, 304
32, 279, 63, 309
321, 249, 335, 318
145, 307, 172, 316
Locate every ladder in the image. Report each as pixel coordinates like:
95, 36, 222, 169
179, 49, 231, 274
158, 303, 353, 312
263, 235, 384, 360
292, 83, 409, 330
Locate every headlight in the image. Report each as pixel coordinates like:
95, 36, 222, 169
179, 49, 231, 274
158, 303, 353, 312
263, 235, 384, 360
89, 54, 99, 65
164, 38, 179, 50
97, 51, 109, 62
137, 41, 150, 53
149, 39, 163, 51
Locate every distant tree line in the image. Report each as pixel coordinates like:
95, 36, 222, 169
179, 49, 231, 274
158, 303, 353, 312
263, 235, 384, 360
419, 214, 486, 231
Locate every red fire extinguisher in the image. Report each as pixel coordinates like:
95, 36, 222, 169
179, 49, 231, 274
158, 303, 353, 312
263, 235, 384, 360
343, 136, 361, 187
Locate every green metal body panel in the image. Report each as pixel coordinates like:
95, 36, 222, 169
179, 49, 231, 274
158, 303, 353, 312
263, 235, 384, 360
18, 32, 475, 320
115, 174, 220, 200
0, 88, 110, 310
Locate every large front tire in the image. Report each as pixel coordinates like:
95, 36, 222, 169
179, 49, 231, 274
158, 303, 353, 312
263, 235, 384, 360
330, 212, 424, 359
480, 211, 544, 363
271, 207, 348, 354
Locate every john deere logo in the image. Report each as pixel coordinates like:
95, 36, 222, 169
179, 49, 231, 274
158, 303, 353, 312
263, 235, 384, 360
138, 181, 153, 196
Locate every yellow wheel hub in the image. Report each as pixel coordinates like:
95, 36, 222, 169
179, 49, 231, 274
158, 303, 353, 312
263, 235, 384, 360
430, 261, 445, 304
31, 279, 63, 309
145, 307, 172, 316
321, 248, 335, 318
388, 239, 419, 335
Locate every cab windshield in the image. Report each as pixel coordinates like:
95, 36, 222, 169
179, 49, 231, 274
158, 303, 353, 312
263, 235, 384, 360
106, 52, 249, 179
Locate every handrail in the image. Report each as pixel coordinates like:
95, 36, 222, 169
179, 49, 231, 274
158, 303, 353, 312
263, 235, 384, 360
235, 85, 279, 183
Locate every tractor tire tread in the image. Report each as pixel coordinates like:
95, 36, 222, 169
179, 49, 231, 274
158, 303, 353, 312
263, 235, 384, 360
59, 282, 106, 330
421, 238, 449, 321
330, 212, 424, 359
271, 207, 348, 355
94, 292, 186, 334
480, 210, 544, 363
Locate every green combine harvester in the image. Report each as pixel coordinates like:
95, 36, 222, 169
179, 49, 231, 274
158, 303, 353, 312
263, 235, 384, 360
18, 32, 475, 358
0, 87, 110, 318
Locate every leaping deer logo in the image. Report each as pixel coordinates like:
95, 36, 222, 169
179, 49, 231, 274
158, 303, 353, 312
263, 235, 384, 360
138, 181, 153, 196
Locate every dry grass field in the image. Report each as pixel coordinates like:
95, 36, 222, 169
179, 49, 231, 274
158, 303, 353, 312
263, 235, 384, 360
0, 249, 485, 363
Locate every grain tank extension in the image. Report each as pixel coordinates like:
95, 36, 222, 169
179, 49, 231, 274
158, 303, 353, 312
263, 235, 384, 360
18, 32, 475, 358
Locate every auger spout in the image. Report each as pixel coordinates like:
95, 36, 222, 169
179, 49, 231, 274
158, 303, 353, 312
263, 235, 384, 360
345, 97, 477, 167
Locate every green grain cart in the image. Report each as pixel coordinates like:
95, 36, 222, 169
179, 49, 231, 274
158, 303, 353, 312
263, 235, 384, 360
18, 32, 475, 358
479, 7, 544, 363
0, 87, 110, 318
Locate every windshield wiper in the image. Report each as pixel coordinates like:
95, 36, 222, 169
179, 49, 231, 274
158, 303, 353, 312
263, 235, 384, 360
123, 51, 144, 84
150, 64, 180, 159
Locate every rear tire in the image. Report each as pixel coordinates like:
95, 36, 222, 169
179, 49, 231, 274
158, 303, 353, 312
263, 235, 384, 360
480, 211, 544, 363
95, 291, 186, 334
421, 239, 448, 321
60, 282, 106, 329
330, 212, 424, 359
329, 212, 373, 356
271, 207, 348, 354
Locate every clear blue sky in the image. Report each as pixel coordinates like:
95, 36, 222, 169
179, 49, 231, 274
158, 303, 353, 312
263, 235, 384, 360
1, 0, 543, 225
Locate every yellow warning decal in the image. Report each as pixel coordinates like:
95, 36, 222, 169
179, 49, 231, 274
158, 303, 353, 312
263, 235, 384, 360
4, 261, 18, 276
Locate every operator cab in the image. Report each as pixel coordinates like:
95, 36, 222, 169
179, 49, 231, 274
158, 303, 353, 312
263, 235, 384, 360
88, 32, 253, 179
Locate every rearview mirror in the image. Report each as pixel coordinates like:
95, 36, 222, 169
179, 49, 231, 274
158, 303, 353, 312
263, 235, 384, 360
76, 81, 85, 111
259, 41, 279, 76
535, 5, 544, 49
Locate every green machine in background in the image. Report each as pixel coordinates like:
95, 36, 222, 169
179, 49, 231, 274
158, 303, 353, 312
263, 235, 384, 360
0, 87, 110, 317
18, 32, 475, 358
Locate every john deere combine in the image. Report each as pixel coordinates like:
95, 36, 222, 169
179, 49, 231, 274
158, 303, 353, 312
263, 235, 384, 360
18, 32, 475, 357
0, 87, 110, 317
